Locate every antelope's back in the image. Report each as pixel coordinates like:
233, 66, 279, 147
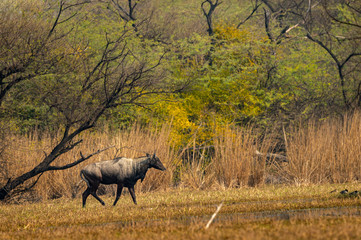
99, 157, 136, 181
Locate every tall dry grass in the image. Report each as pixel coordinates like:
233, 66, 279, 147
210, 126, 273, 188
2, 113, 361, 201
283, 113, 361, 184
177, 125, 273, 189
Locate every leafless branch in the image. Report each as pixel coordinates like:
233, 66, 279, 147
321, 1, 361, 29
46, 146, 114, 171
10, 173, 44, 197
260, 0, 275, 13
237, 0, 262, 28
263, 8, 273, 42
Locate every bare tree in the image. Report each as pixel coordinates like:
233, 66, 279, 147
257, 0, 361, 111
201, 0, 222, 36
306, 0, 361, 109
0, 1, 172, 200
0, 0, 88, 105
0, 35, 167, 200
260, 0, 311, 44
200, 0, 222, 66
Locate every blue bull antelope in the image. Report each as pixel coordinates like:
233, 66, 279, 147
80, 153, 166, 207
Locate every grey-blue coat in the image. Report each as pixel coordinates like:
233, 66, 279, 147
80, 153, 165, 207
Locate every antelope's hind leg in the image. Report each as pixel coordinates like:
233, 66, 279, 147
82, 187, 91, 208
90, 182, 105, 206
113, 184, 124, 206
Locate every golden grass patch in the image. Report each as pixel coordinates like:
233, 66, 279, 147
1, 185, 361, 239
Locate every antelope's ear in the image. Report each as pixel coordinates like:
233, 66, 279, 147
153, 153, 156, 158
146, 153, 151, 158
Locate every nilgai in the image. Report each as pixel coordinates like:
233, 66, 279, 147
80, 153, 166, 207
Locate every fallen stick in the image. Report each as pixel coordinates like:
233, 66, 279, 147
205, 202, 223, 229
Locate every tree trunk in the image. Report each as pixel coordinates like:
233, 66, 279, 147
0, 168, 42, 200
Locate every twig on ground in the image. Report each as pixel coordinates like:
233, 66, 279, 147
205, 202, 223, 229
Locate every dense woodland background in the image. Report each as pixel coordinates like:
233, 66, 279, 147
1, 0, 361, 201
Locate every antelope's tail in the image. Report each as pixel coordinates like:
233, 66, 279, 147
80, 170, 91, 188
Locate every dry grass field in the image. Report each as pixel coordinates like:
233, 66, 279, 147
1, 184, 361, 239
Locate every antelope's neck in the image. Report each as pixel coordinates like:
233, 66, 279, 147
134, 157, 150, 175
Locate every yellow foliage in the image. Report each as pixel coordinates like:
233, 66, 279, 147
152, 97, 196, 147
214, 24, 251, 42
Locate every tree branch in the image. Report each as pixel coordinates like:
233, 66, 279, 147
260, 0, 275, 13
237, 0, 262, 28
11, 173, 44, 196
341, 52, 361, 69
46, 146, 114, 171
306, 33, 351, 109
323, 2, 361, 29
306, 33, 341, 67
263, 8, 273, 42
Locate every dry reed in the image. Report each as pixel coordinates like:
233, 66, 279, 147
2, 113, 361, 201
283, 113, 361, 184
210, 126, 273, 188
